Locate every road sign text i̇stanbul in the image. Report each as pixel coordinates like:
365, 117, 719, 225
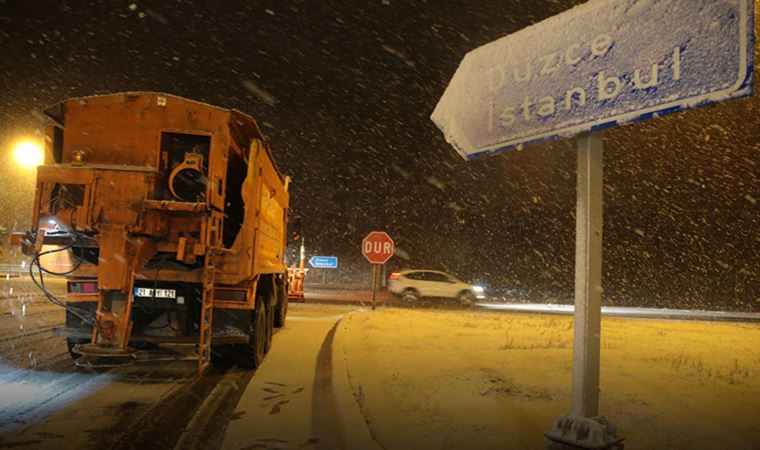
431, 0, 754, 159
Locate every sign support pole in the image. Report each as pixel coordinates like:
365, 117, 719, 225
362, 231, 394, 309
571, 133, 603, 418
371, 264, 380, 310
546, 134, 622, 449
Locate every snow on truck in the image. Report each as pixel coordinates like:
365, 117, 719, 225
10, 92, 290, 373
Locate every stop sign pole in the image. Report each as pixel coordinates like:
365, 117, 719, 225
362, 231, 394, 310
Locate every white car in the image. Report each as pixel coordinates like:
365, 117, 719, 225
387, 269, 485, 303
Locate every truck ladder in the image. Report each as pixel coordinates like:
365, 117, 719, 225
198, 261, 215, 374
198, 211, 224, 375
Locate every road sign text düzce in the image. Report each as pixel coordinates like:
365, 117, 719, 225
431, 0, 754, 159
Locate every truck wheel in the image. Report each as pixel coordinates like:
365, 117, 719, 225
230, 296, 268, 369
274, 295, 288, 328
265, 299, 275, 354
249, 297, 267, 368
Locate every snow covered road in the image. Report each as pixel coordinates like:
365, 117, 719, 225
1, 278, 758, 449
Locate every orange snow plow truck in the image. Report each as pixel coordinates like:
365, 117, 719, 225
11, 92, 290, 373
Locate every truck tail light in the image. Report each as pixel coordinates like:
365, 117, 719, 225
68, 281, 98, 294
389, 272, 400, 281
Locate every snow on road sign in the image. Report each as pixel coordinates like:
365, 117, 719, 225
431, 0, 754, 160
362, 231, 394, 265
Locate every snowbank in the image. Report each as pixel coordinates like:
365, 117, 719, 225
337, 308, 760, 449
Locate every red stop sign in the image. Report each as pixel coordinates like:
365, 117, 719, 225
362, 231, 394, 264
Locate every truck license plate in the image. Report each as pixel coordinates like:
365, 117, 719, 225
134, 288, 176, 299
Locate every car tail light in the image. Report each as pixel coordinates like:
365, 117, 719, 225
389, 272, 400, 281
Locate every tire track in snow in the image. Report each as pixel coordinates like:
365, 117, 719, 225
311, 319, 343, 450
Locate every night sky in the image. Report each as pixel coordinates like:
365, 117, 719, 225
0, 0, 757, 310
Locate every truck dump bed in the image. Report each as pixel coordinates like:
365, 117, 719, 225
13, 92, 290, 373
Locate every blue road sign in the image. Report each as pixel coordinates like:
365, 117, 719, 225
431, 0, 754, 160
309, 256, 338, 269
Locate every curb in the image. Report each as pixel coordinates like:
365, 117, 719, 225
331, 314, 382, 450
476, 303, 760, 322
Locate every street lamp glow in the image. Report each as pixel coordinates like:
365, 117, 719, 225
12, 139, 45, 168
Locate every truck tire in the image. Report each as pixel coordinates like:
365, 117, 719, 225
274, 294, 288, 328
248, 296, 268, 368
221, 296, 268, 370
265, 299, 275, 354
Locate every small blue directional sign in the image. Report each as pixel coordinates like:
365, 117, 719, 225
309, 256, 338, 269
431, 0, 754, 160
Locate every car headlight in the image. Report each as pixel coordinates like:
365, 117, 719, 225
472, 286, 484, 293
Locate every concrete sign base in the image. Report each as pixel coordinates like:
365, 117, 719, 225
545, 415, 624, 450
